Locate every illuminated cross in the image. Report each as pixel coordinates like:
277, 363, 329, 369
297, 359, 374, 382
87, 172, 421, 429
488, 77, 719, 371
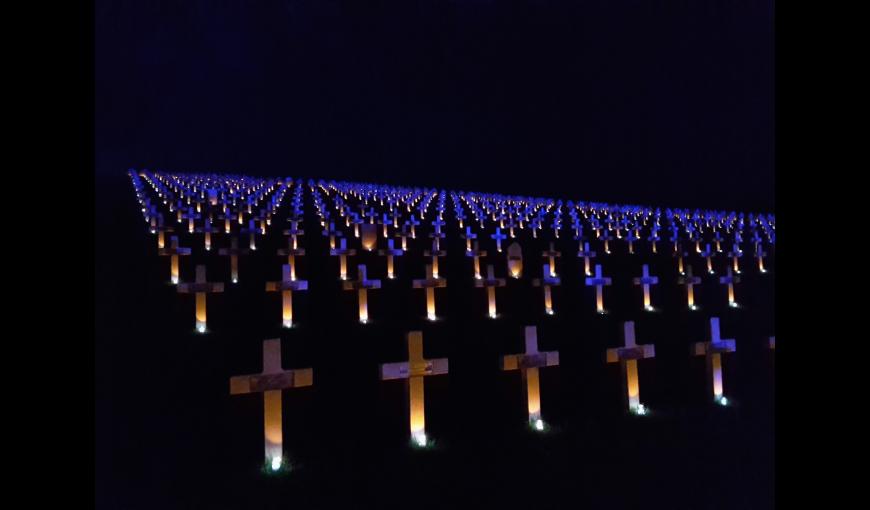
412, 264, 447, 321
678, 264, 702, 310
405, 214, 421, 239
501, 326, 560, 429
648, 227, 660, 254
461, 226, 477, 252
282, 219, 304, 251
342, 264, 381, 324
585, 264, 612, 314
379, 331, 448, 447
159, 235, 191, 284
182, 205, 201, 233
230, 338, 313, 471
700, 243, 715, 274
474, 264, 507, 318
429, 217, 446, 251
378, 238, 404, 279
673, 242, 689, 275
541, 242, 561, 277
693, 317, 736, 405
152, 213, 174, 250
712, 230, 725, 253
726, 243, 743, 274
577, 241, 597, 277
625, 229, 639, 254
719, 266, 740, 307
277, 237, 305, 282
424, 238, 447, 279
218, 236, 249, 283
632, 264, 659, 311
532, 263, 561, 315
599, 229, 613, 254
465, 240, 488, 280
240, 219, 259, 251
329, 238, 357, 281
491, 227, 507, 253
197, 217, 218, 251
756, 244, 768, 274
394, 224, 411, 252
266, 264, 309, 328
606, 321, 656, 415
322, 221, 343, 250
177, 264, 224, 333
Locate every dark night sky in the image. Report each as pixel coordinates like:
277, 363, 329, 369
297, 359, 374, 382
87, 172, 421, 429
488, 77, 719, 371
96, 0, 773, 212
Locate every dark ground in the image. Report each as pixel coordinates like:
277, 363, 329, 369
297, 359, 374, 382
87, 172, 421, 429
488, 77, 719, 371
96, 172, 774, 509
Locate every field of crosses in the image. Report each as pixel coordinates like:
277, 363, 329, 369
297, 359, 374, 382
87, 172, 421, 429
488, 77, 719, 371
128, 169, 775, 472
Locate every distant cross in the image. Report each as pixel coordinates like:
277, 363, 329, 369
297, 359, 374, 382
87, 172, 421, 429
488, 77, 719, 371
240, 219, 258, 251
218, 236, 249, 283
491, 227, 507, 253
153, 213, 175, 250
719, 266, 741, 307
342, 264, 381, 323
461, 226, 477, 252
465, 240, 488, 280
541, 242, 561, 278
430, 217, 447, 251
379, 331, 448, 447
648, 227, 660, 254
394, 224, 410, 252
283, 219, 304, 251
197, 217, 218, 251
713, 230, 725, 253
424, 239, 447, 279
756, 243, 768, 274
182, 206, 201, 234
678, 265, 702, 310
532, 263, 561, 315
322, 221, 343, 250
501, 326, 559, 429
577, 241, 597, 277
585, 264, 612, 314
412, 264, 447, 321
700, 243, 715, 274
726, 243, 743, 274
159, 235, 191, 284
632, 264, 659, 311
378, 238, 404, 279
693, 317, 736, 404
606, 321, 656, 415
266, 264, 309, 328
329, 238, 357, 281
230, 339, 313, 471
475, 264, 507, 318
405, 214, 421, 239
599, 229, 613, 254
177, 264, 224, 333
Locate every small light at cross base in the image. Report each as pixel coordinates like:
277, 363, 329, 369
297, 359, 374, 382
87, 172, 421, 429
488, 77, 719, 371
533, 419, 545, 431
270, 456, 283, 471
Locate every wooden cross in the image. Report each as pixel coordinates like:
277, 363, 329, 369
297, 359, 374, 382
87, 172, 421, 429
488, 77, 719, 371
423, 239, 447, 279
342, 264, 381, 323
412, 264, 447, 321
159, 235, 191, 284
177, 264, 224, 333
465, 240, 488, 280
461, 226, 477, 252
541, 242, 561, 277
632, 264, 659, 311
700, 243, 715, 274
322, 221, 343, 250
719, 266, 740, 307
474, 264, 507, 318
577, 241, 597, 277
378, 238, 404, 279
532, 263, 561, 315
693, 317, 736, 405
218, 236, 249, 283
585, 264, 612, 314
230, 339, 313, 471
501, 326, 559, 429
329, 237, 357, 281
491, 227, 507, 253
726, 243, 743, 274
606, 321, 656, 415
379, 331, 448, 447
266, 264, 309, 328
678, 264, 702, 310
153, 213, 174, 250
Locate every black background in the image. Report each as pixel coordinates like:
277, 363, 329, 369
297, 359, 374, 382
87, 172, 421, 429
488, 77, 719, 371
95, 1, 774, 508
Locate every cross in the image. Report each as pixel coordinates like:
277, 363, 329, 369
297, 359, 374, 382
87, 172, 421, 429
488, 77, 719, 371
599, 229, 613, 254
506, 241, 523, 278
693, 317, 736, 405
342, 264, 381, 323
230, 338, 313, 471
197, 217, 218, 251
713, 230, 725, 253
678, 264, 702, 310
631, 264, 659, 311
277, 237, 306, 282
379, 331, 448, 447
465, 240, 488, 280
152, 213, 175, 250
756, 243, 768, 274
322, 221, 343, 250
577, 241, 597, 277
266, 264, 309, 328
699, 243, 715, 274
491, 227, 507, 253
606, 321, 656, 415
394, 224, 411, 252
423, 239, 447, 279
648, 227, 660, 254
405, 214, 421, 239
501, 326, 560, 429
726, 243, 743, 274
350, 213, 364, 239
474, 264, 507, 318
376, 212, 391, 238
158, 235, 191, 284
532, 263, 561, 315
378, 238, 404, 279
282, 220, 304, 251
541, 241, 561, 277
461, 226, 477, 252
177, 264, 224, 333
218, 236, 249, 283
719, 266, 741, 307
329, 237, 357, 281
240, 219, 259, 251
412, 264, 447, 321
585, 264, 612, 314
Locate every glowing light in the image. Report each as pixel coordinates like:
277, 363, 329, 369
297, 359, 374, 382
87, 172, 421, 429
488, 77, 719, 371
718, 396, 729, 406
196, 324, 206, 334
232, 278, 238, 284
270, 456, 282, 471
634, 404, 648, 416
533, 419, 544, 431
412, 431, 428, 447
